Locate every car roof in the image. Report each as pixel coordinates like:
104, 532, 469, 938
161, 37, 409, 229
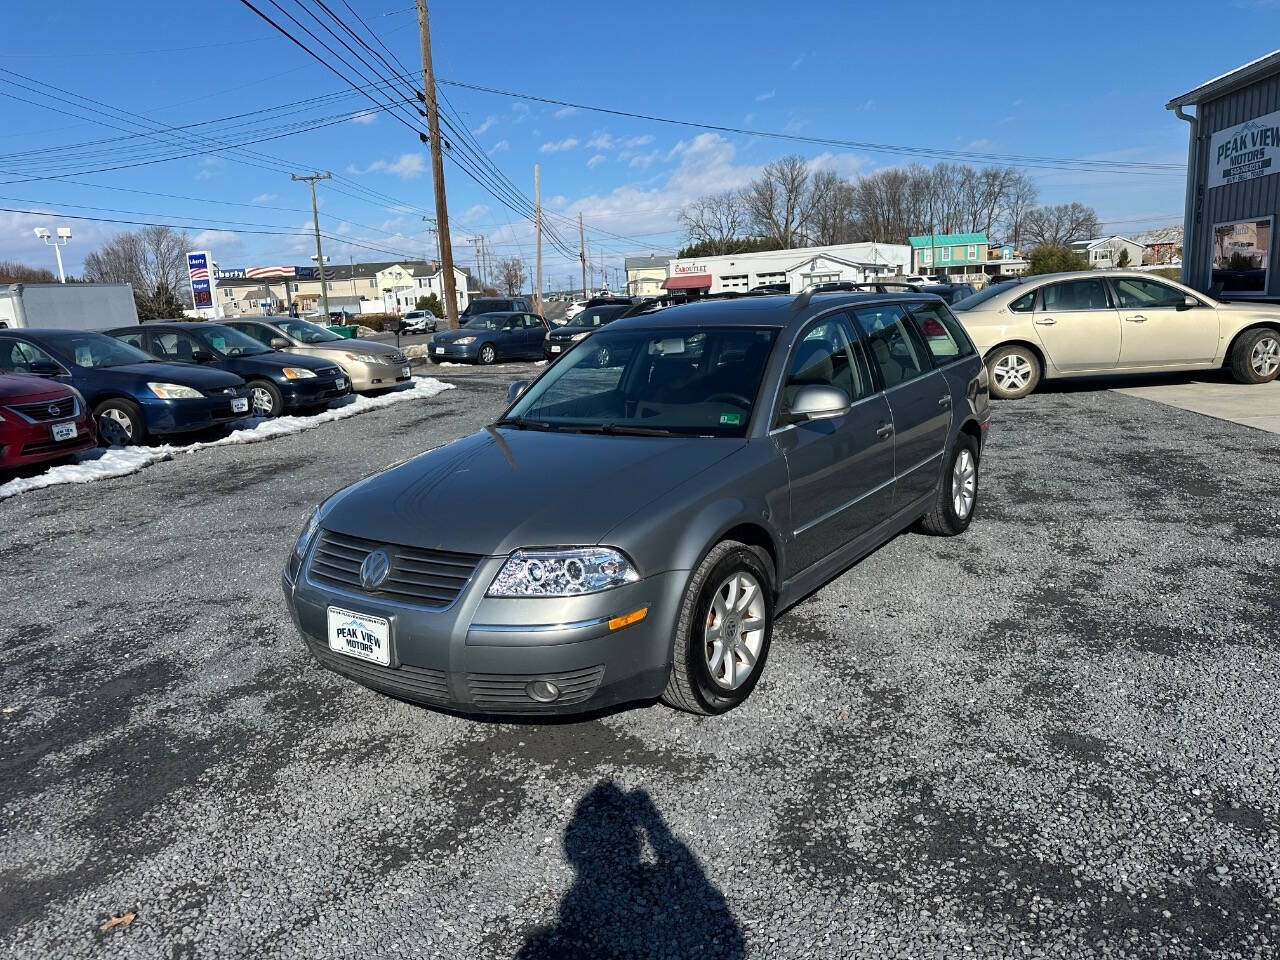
607, 291, 948, 333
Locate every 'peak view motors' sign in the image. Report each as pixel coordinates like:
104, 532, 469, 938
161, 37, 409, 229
1210, 108, 1280, 188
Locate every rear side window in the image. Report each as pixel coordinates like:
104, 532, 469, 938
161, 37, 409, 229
114, 330, 145, 351
778, 315, 872, 421
852, 305, 927, 389
1009, 291, 1035, 313
233, 323, 274, 347
907, 303, 975, 364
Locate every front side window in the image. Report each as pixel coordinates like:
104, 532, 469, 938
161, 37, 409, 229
194, 325, 271, 357
853, 305, 927, 389
778, 315, 871, 421
1041, 279, 1110, 311
508, 326, 777, 437
40, 332, 153, 369
1111, 277, 1187, 310
152, 332, 202, 363
908, 303, 975, 364
270, 318, 342, 343
0, 337, 59, 374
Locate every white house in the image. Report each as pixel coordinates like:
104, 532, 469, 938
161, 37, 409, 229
664, 242, 912, 296
395, 264, 473, 314
1071, 236, 1146, 270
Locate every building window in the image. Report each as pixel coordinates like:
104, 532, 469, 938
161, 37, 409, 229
967, 245, 977, 260
921, 250, 932, 265
1212, 217, 1272, 296
940, 247, 951, 262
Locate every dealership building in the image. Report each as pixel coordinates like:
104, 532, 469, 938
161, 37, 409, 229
663, 241, 911, 296
1169, 49, 1280, 301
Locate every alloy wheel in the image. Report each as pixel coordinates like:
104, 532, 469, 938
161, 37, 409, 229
952, 448, 977, 519
98, 408, 133, 445
1251, 336, 1280, 377
704, 571, 766, 691
992, 353, 1032, 392
251, 386, 275, 416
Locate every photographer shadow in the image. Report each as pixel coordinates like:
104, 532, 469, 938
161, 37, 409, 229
518, 781, 746, 960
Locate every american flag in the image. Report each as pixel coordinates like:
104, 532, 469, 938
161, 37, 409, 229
188, 266, 209, 281
247, 265, 297, 279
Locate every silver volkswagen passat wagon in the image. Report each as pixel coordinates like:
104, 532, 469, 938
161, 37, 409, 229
282, 291, 991, 716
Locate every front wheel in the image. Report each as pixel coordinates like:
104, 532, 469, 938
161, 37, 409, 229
986, 345, 1040, 400
248, 379, 283, 417
94, 398, 147, 447
918, 433, 979, 536
1230, 327, 1280, 384
662, 541, 774, 715
477, 343, 497, 365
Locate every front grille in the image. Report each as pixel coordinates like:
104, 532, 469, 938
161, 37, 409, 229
466, 665, 605, 712
304, 635, 449, 703
8, 396, 77, 422
308, 529, 481, 608
387, 352, 408, 365
22, 433, 92, 456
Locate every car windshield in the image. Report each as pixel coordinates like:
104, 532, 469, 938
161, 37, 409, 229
504, 326, 777, 438
270, 318, 343, 343
464, 300, 508, 316
565, 305, 627, 328
463, 315, 502, 330
193, 325, 272, 357
951, 282, 1019, 311
46, 331, 154, 368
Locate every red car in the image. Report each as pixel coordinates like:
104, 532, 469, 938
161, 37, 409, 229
0, 373, 97, 475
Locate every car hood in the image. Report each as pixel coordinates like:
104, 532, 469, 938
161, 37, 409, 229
101, 362, 245, 389
0, 373, 72, 403
548, 326, 591, 340
1215, 300, 1280, 317
322, 429, 742, 556
235, 352, 337, 375
433, 328, 489, 344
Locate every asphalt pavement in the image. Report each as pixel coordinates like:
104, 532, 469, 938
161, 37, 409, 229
2, 369, 1278, 959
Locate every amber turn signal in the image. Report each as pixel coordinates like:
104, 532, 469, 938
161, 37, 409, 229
608, 607, 648, 631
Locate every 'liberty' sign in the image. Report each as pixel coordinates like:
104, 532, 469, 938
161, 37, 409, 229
1210, 108, 1280, 188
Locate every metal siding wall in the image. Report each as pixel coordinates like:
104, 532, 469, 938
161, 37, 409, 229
1191, 73, 1280, 296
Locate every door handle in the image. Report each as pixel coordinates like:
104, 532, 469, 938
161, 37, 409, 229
1125, 315, 1147, 323
1034, 317, 1057, 326
937, 394, 952, 408
875, 423, 894, 440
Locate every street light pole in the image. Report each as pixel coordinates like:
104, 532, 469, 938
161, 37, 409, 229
34, 227, 71, 283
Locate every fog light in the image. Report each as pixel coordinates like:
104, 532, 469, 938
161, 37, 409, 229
526, 679, 561, 702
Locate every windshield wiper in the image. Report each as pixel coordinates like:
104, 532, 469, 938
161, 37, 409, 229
568, 423, 673, 437
494, 416, 556, 431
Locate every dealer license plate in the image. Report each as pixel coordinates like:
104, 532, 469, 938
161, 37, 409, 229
401, 365, 411, 378
335, 377, 346, 389
231, 397, 250, 413
51, 421, 76, 442
435, 346, 444, 355
550, 344, 561, 353
327, 606, 391, 666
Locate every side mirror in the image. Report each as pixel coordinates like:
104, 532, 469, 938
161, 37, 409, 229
269, 337, 290, 350
28, 360, 62, 377
192, 349, 215, 363
1178, 295, 1197, 311
789, 384, 850, 422
507, 379, 530, 403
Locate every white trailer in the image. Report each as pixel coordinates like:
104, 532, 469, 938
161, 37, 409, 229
0, 282, 139, 331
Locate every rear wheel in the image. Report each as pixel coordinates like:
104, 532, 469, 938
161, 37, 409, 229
918, 433, 980, 536
1230, 327, 1280, 384
94, 398, 147, 447
248, 379, 283, 417
662, 541, 774, 715
986, 345, 1040, 399
478, 343, 497, 365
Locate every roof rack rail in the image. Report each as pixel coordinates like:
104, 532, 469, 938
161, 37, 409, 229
791, 280, 859, 310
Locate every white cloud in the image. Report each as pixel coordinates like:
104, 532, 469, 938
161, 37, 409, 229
790, 53, 808, 70
755, 89, 776, 102
586, 132, 615, 150
350, 110, 378, 125
621, 135, 654, 148
251, 193, 277, 205
628, 151, 659, 170
965, 138, 995, 151
195, 156, 225, 181
489, 139, 510, 153
473, 115, 497, 135
587, 154, 608, 169
191, 230, 242, 259
743, 113, 755, 126
539, 137, 579, 153
347, 153, 426, 179
808, 151, 870, 177
554, 106, 580, 118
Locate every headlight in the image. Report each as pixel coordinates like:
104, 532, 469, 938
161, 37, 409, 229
454, 336, 476, 345
571, 332, 590, 341
487, 547, 639, 597
282, 367, 317, 379
287, 507, 323, 582
343, 353, 387, 364
147, 382, 203, 399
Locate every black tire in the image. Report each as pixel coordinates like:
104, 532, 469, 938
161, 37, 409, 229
986, 344, 1041, 400
918, 432, 980, 536
248, 379, 283, 417
429, 357, 444, 365
1229, 327, 1280, 385
93, 398, 147, 447
477, 343, 497, 365
662, 540, 775, 716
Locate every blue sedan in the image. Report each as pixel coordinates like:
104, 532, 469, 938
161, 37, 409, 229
106, 322, 351, 417
429, 312, 549, 365
0, 328, 251, 445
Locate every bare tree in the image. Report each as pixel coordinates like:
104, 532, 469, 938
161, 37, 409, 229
498, 256, 526, 296
0, 261, 57, 283
677, 190, 749, 254
998, 173, 1038, 250
83, 225, 193, 316
807, 171, 858, 246
1022, 202, 1101, 247
743, 155, 820, 248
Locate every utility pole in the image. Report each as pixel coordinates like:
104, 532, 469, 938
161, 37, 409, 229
292, 171, 331, 318
416, 0, 458, 329
534, 163, 542, 313
578, 212, 587, 299
423, 216, 440, 265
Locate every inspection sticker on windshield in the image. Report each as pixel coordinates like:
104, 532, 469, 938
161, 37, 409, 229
326, 606, 390, 666
719, 413, 741, 426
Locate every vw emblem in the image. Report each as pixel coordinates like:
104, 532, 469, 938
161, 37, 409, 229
359, 549, 391, 592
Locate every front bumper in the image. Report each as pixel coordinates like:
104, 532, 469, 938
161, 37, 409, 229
139, 387, 253, 435
340, 356, 413, 392
428, 342, 480, 363
280, 374, 351, 409
282, 554, 686, 716
543, 339, 577, 360
0, 415, 97, 468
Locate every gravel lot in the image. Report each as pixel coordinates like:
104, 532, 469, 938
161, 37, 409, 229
2, 366, 1277, 959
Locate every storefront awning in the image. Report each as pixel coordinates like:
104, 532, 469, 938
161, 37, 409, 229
662, 274, 712, 290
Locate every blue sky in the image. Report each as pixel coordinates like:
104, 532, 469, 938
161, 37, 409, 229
3, 1, 1278, 286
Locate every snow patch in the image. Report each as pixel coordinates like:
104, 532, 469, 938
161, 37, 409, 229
0, 377, 454, 502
